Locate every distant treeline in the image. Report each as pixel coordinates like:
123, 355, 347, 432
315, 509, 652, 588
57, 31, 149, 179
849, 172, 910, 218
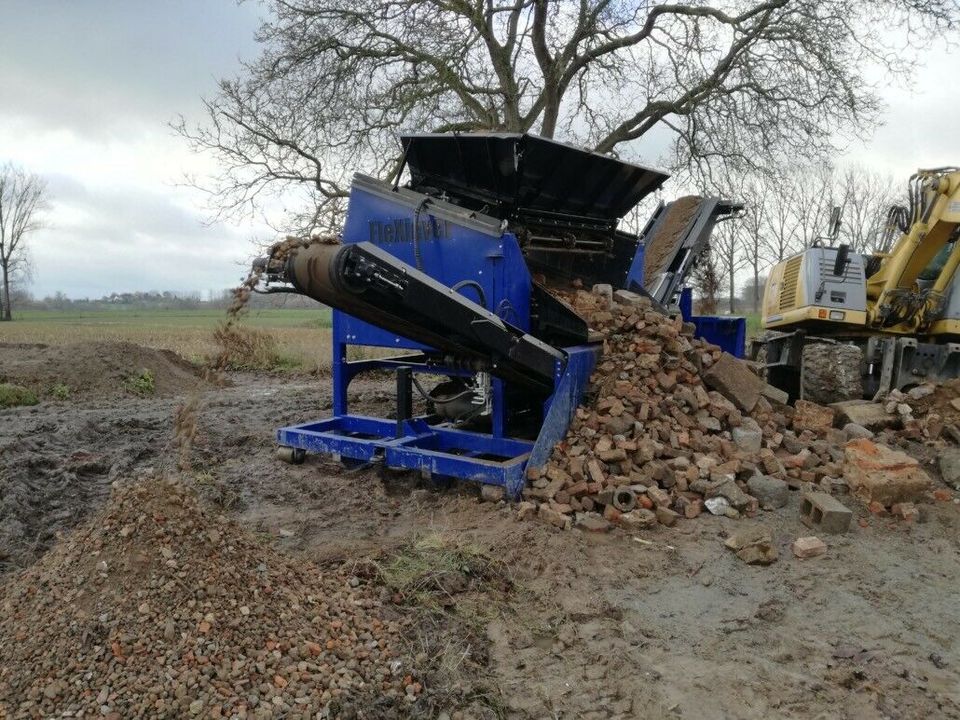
12, 288, 319, 312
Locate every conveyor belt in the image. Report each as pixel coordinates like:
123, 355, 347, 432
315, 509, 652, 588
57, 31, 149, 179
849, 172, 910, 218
283, 242, 566, 391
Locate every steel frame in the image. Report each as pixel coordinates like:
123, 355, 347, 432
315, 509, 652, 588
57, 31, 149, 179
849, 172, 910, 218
276, 312, 597, 498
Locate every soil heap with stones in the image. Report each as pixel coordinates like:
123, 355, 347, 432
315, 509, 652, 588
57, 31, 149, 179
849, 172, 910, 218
0, 341, 210, 401
0, 479, 417, 719
520, 285, 948, 533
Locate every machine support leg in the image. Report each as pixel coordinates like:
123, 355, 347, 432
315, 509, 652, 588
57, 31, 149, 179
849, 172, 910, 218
396, 366, 413, 438
492, 377, 506, 439
332, 313, 348, 416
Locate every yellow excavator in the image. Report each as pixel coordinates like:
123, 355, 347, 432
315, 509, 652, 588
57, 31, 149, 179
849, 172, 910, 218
760, 167, 960, 402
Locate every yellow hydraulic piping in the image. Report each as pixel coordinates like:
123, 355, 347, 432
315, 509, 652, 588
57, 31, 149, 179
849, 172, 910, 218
866, 170, 960, 328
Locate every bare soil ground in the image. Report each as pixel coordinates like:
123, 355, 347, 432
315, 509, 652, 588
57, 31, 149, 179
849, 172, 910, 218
2, 344, 959, 718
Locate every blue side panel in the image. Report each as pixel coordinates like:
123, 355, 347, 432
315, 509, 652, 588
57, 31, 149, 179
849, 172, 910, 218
336, 182, 532, 349
624, 241, 646, 291
691, 316, 746, 358
679, 287, 746, 358
526, 345, 599, 473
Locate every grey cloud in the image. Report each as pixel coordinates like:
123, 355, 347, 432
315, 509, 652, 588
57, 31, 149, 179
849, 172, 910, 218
0, 0, 263, 136
29, 180, 262, 298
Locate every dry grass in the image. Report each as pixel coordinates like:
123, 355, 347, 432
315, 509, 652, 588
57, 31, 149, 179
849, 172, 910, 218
0, 317, 332, 372
0, 311, 402, 373
373, 531, 512, 717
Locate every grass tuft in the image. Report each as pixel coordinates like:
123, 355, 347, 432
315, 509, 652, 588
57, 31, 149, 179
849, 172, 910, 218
50, 383, 71, 400
125, 368, 156, 395
0, 383, 39, 408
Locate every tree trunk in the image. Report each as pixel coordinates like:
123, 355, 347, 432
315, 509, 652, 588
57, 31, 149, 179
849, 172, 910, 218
753, 263, 760, 313
729, 262, 736, 315
1, 264, 11, 321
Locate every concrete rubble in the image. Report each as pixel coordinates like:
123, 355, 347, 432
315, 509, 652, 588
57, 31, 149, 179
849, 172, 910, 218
516, 283, 958, 535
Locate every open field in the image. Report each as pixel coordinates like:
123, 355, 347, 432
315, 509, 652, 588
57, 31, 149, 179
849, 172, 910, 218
1, 308, 334, 372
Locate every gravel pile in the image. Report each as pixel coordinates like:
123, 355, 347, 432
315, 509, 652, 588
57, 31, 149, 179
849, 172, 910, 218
0, 479, 416, 719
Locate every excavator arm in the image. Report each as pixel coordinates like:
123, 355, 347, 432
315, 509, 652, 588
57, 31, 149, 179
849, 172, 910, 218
865, 168, 960, 332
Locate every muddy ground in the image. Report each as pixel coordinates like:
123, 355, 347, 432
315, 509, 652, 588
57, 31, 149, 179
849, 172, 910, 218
2, 354, 960, 718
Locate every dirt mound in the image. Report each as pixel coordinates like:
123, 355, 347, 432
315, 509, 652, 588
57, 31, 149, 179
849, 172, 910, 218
0, 341, 208, 400
0, 479, 417, 718
642, 195, 702, 287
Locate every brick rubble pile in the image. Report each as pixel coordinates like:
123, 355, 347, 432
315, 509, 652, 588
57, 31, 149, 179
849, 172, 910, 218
519, 285, 948, 533
0, 480, 417, 719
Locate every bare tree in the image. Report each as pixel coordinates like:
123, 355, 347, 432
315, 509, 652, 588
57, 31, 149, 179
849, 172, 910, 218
705, 167, 771, 313
691, 248, 723, 314
837, 164, 901, 253
738, 174, 772, 313
789, 162, 838, 249
707, 215, 747, 313
176, 0, 959, 230
0, 164, 48, 321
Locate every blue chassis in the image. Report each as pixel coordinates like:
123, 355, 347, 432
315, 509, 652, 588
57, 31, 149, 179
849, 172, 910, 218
277, 318, 598, 499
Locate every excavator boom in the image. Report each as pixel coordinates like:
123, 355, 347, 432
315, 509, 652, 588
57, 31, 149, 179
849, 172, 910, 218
865, 168, 960, 332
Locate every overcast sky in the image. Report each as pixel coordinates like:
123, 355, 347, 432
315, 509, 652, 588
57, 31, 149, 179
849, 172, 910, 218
0, 1, 957, 299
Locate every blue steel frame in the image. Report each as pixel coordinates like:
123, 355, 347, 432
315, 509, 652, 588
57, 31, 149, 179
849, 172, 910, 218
277, 340, 597, 498
275, 176, 600, 498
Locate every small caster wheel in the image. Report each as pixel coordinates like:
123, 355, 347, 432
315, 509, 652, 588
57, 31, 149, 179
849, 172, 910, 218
277, 446, 306, 464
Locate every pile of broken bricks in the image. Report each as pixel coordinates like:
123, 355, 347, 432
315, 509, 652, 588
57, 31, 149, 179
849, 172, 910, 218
511, 283, 950, 543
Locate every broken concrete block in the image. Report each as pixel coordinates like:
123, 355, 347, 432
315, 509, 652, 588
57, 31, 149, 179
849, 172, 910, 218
724, 525, 777, 565
793, 400, 835, 433
843, 438, 932, 506
574, 512, 611, 533
619, 508, 657, 531
761, 383, 789, 406
538, 504, 572, 530
704, 496, 730, 515
938, 447, 960, 490
907, 384, 935, 400
655, 506, 679, 527
829, 400, 896, 431
800, 491, 852, 534
736, 543, 778, 565
732, 423, 763, 454
747, 474, 789, 509
710, 479, 753, 511
591, 283, 613, 307
843, 422, 874, 440
702, 352, 765, 413
792, 536, 827, 558
612, 289, 649, 307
